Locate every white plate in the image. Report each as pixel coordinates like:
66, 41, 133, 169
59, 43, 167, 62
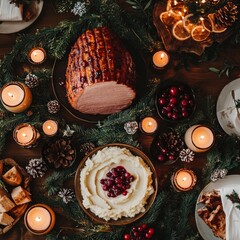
0, 0, 43, 34
195, 175, 240, 240
216, 78, 240, 136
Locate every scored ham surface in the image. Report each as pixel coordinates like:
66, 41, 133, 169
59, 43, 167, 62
65, 26, 136, 115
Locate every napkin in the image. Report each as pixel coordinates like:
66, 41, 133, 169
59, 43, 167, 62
0, 0, 23, 21
220, 186, 240, 240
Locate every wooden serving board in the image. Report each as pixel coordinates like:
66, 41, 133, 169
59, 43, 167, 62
153, 0, 233, 55
0, 158, 31, 235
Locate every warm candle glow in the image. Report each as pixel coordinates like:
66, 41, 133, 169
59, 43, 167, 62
1, 84, 24, 107
152, 50, 170, 68
42, 120, 58, 136
26, 206, 51, 232
172, 169, 197, 191
16, 126, 34, 144
28, 47, 46, 64
184, 125, 214, 152
141, 117, 158, 134
176, 171, 193, 189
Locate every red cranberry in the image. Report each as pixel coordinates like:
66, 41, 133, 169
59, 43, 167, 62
172, 113, 178, 120
103, 185, 108, 191
166, 105, 172, 112
125, 172, 131, 178
182, 111, 189, 118
122, 191, 128, 196
148, 228, 155, 235
188, 99, 195, 106
169, 97, 177, 105
124, 234, 131, 240
141, 223, 147, 229
167, 112, 172, 119
159, 98, 166, 105
145, 233, 152, 239
158, 154, 165, 161
168, 155, 175, 161
181, 99, 188, 106
169, 86, 178, 96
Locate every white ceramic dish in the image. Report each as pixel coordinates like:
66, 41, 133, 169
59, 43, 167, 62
216, 78, 240, 136
0, 0, 43, 34
195, 175, 240, 240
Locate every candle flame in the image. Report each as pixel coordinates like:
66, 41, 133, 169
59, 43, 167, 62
35, 216, 41, 222
200, 135, 205, 140
47, 126, 51, 130
160, 53, 165, 59
8, 92, 14, 98
22, 133, 27, 138
183, 177, 187, 181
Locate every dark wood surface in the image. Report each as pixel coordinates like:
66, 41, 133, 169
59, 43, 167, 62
0, 1, 240, 239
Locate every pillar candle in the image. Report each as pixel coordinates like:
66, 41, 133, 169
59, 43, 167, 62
42, 120, 58, 136
0, 82, 32, 113
184, 125, 214, 152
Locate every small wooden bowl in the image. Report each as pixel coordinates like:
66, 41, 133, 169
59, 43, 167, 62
74, 143, 158, 225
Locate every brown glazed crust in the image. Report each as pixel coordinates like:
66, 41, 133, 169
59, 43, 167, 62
65, 26, 136, 111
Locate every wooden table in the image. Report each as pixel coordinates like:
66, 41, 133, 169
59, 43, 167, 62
0, 1, 240, 240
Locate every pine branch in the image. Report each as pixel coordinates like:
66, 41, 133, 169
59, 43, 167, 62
226, 190, 240, 211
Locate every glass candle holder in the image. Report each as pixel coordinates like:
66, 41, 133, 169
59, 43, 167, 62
13, 123, 40, 148
24, 204, 56, 235
28, 47, 47, 65
139, 116, 158, 135
0, 82, 32, 113
184, 125, 214, 153
171, 168, 197, 192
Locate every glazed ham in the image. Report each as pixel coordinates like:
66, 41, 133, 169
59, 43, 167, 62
65, 27, 136, 115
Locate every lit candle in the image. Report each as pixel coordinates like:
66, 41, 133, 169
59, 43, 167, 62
184, 125, 214, 152
0, 82, 32, 113
152, 50, 170, 69
172, 169, 197, 191
42, 120, 58, 136
24, 204, 55, 235
140, 117, 158, 134
13, 123, 40, 148
28, 47, 46, 64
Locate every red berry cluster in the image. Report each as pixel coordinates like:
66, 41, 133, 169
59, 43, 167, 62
100, 166, 134, 198
157, 84, 195, 121
151, 131, 184, 163
123, 224, 155, 240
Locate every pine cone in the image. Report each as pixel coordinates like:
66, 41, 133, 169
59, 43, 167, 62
58, 188, 75, 204
25, 73, 39, 88
79, 142, 95, 155
47, 100, 60, 114
215, 2, 238, 27
43, 139, 76, 169
26, 158, 47, 178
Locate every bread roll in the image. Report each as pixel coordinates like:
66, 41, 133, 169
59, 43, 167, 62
2, 166, 22, 186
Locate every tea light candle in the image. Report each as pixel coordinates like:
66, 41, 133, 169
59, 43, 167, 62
0, 82, 32, 113
42, 120, 58, 136
184, 125, 214, 152
28, 47, 46, 64
152, 50, 170, 69
171, 169, 197, 192
24, 204, 55, 235
13, 123, 40, 148
140, 117, 158, 134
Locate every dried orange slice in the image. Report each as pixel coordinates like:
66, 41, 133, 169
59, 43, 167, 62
202, 17, 212, 32
191, 25, 210, 41
160, 11, 182, 27
182, 14, 196, 33
208, 13, 227, 33
172, 20, 191, 41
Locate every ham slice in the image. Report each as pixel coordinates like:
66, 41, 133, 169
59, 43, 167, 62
65, 27, 136, 115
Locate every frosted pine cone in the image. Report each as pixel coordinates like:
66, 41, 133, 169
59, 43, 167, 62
25, 73, 39, 88
210, 168, 228, 182
26, 158, 47, 178
124, 121, 138, 135
47, 100, 60, 114
179, 148, 195, 163
58, 188, 75, 204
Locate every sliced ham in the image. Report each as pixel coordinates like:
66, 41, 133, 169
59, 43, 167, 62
65, 26, 136, 115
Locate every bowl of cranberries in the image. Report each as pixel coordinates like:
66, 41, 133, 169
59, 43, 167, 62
156, 81, 196, 122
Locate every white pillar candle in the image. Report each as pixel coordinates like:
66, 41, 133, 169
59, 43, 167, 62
152, 50, 170, 69
42, 120, 58, 136
184, 125, 214, 152
140, 117, 158, 134
0, 82, 32, 113
28, 47, 46, 64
